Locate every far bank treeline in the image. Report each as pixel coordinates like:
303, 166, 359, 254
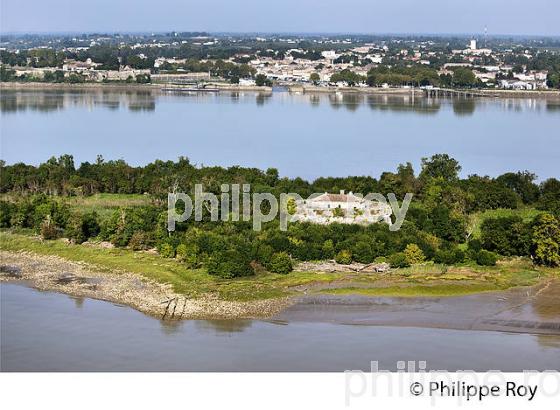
0, 154, 559, 276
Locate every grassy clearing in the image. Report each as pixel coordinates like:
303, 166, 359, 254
65, 193, 156, 219
469, 207, 543, 239
0, 193, 155, 220
1, 232, 555, 301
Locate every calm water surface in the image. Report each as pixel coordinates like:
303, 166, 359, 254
1, 89, 559, 180
2, 283, 560, 371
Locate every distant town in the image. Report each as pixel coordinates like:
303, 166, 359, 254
1, 32, 560, 91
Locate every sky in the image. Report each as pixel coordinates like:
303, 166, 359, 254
1, 0, 559, 36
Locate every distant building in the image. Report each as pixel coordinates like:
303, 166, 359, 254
239, 78, 256, 86
293, 191, 392, 225
62, 58, 100, 72
470, 39, 477, 50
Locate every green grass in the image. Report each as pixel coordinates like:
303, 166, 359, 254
1, 231, 554, 301
322, 283, 499, 297
0, 193, 155, 220
65, 193, 155, 219
0, 232, 342, 301
469, 207, 543, 239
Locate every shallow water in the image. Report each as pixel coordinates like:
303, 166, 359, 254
1, 89, 559, 180
2, 283, 559, 371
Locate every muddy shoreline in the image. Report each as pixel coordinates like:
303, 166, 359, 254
2, 249, 559, 334
275, 280, 560, 335
0, 250, 291, 320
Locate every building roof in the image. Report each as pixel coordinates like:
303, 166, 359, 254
312, 192, 362, 202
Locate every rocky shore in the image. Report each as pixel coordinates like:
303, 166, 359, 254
0, 250, 291, 320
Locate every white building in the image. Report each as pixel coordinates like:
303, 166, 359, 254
293, 191, 392, 225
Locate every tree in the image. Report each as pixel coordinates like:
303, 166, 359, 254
136, 74, 151, 84
420, 154, 461, 182
426, 205, 467, 242
531, 213, 560, 267
452, 67, 477, 87
309, 72, 320, 85
330, 69, 365, 86
496, 171, 539, 204
537, 178, 560, 217
404, 244, 425, 265
255, 74, 272, 87
480, 216, 531, 256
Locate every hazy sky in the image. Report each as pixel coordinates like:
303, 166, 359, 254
1, 0, 559, 36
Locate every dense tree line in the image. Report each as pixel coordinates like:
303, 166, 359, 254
1, 154, 559, 275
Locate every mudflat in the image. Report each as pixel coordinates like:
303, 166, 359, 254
275, 280, 560, 335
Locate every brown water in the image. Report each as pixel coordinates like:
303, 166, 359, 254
1, 283, 559, 372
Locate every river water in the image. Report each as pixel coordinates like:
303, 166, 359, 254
1, 89, 559, 180
2, 283, 559, 372
2, 88, 560, 371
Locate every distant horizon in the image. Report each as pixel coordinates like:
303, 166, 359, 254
1, 0, 558, 36
1, 31, 560, 39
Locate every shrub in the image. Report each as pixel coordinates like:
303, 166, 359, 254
476, 250, 498, 266
268, 252, 293, 274
0, 201, 15, 227
434, 248, 465, 265
388, 252, 410, 268
352, 241, 374, 263
467, 239, 483, 252
129, 231, 151, 250
531, 213, 560, 267
176, 243, 199, 267
404, 244, 425, 265
207, 248, 254, 279
158, 243, 176, 258
40, 216, 60, 240
335, 249, 352, 265
321, 239, 335, 259
66, 212, 100, 244
254, 243, 274, 265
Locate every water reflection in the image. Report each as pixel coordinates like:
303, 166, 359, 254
0, 90, 157, 113
71, 296, 84, 309
195, 319, 253, 334
452, 99, 476, 116
255, 92, 272, 106
2, 89, 557, 115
